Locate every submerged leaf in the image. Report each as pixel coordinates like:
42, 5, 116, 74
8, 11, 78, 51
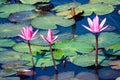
0, 0, 7, 4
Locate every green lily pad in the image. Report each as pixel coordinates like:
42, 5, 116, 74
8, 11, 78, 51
0, 77, 20, 80
0, 70, 17, 77
53, 49, 66, 60
0, 39, 16, 47
105, 44, 120, 56
54, 40, 94, 56
0, 0, 7, 4
76, 3, 114, 16
52, 2, 81, 12
75, 32, 120, 48
31, 15, 75, 29
0, 23, 27, 38
2, 60, 30, 71
20, 53, 60, 67
20, 0, 50, 4
71, 55, 105, 67
0, 51, 22, 63
0, 47, 8, 52
91, 0, 120, 5
8, 11, 40, 25
0, 4, 35, 18
13, 42, 42, 53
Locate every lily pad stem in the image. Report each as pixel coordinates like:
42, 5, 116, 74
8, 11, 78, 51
95, 33, 98, 68
27, 40, 35, 67
49, 42, 58, 74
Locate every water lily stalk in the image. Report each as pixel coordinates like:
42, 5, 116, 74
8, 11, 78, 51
82, 16, 108, 68
40, 29, 58, 74
49, 42, 58, 74
27, 40, 35, 67
18, 26, 38, 67
95, 33, 98, 68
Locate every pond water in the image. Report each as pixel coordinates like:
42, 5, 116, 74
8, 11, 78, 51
0, 0, 120, 80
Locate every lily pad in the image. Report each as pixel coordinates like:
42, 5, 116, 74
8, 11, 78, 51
0, 23, 27, 38
31, 15, 75, 29
54, 40, 94, 56
53, 49, 66, 60
0, 51, 22, 63
0, 39, 16, 47
71, 55, 105, 67
105, 44, 120, 56
20, 53, 60, 67
0, 70, 17, 77
76, 3, 114, 16
13, 42, 42, 53
0, 47, 8, 52
91, 0, 120, 5
75, 32, 120, 48
0, 0, 7, 4
8, 11, 40, 25
2, 60, 30, 71
56, 7, 83, 19
20, 0, 50, 4
0, 4, 35, 18
52, 2, 81, 12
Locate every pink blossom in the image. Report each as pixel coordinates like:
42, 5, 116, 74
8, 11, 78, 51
18, 26, 38, 41
40, 29, 58, 43
82, 16, 108, 33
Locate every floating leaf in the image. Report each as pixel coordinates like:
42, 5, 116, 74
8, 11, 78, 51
52, 2, 81, 12
31, 15, 75, 29
0, 39, 16, 47
91, 0, 120, 5
20, 0, 50, 4
2, 60, 30, 71
71, 55, 105, 67
76, 3, 114, 16
20, 53, 60, 67
54, 40, 94, 56
0, 77, 20, 80
0, 47, 8, 52
53, 49, 66, 60
105, 44, 120, 56
0, 51, 22, 63
0, 4, 35, 18
0, 23, 27, 38
13, 42, 42, 53
8, 11, 40, 25
0, 70, 17, 77
0, 0, 7, 4
75, 32, 120, 48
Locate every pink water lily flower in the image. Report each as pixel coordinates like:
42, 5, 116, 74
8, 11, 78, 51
40, 29, 58, 43
18, 26, 38, 41
82, 16, 108, 33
